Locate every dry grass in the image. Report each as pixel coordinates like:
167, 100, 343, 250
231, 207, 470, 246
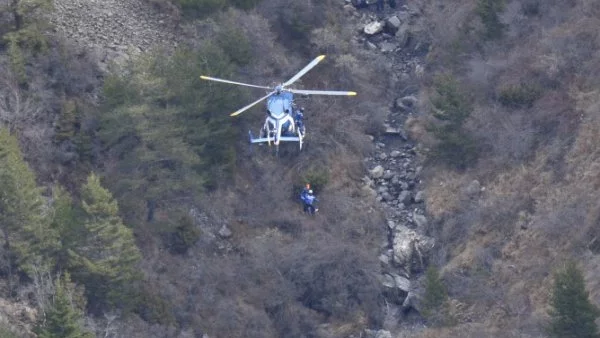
424, 170, 469, 220
414, 0, 600, 335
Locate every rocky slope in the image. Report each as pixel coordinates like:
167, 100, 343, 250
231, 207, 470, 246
341, 3, 440, 336
47, 0, 436, 336
48, 0, 181, 71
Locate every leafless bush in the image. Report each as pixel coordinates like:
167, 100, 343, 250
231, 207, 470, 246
0, 65, 44, 133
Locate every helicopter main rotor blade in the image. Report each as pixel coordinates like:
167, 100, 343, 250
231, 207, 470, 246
282, 55, 326, 87
288, 89, 357, 96
200, 76, 271, 90
230, 91, 276, 117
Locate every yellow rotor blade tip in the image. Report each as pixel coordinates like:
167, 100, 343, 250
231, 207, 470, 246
200, 75, 209, 79
317, 55, 326, 61
348, 92, 357, 96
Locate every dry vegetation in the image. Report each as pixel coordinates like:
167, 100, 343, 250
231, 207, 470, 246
412, 0, 600, 336
4, 0, 600, 336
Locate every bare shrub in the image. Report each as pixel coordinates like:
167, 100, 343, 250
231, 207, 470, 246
276, 235, 384, 325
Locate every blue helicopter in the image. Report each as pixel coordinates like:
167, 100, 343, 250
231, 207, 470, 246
201, 55, 356, 151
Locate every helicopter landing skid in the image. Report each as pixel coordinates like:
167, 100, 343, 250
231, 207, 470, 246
249, 131, 303, 151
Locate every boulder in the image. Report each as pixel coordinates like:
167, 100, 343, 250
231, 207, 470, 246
218, 225, 232, 238
385, 16, 402, 34
394, 98, 409, 111
380, 42, 396, 53
414, 190, 425, 203
392, 225, 435, 268
381, 192, 394, 202
364, 329, 392, 338
364, 21, 385, 35
379, 253, 391, 265
396, 24, 410, 47
400, 95, 418, 107
387, 220, 396, 230
361, 185, 378, 199
390, 150, 401, 158
383, 170, 394, 180
402, 291, 417, 310
398, 190, 412, 204
465, 180, 481, 196
365, 41, 378, 50
413, 213, 428, 229
369, 165, 385, 179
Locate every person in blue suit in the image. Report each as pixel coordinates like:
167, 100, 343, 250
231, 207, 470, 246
301, 189, 319, 214
294, 107, 305, 135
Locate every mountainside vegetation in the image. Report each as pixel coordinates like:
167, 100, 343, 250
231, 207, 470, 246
0, 0, 600, 337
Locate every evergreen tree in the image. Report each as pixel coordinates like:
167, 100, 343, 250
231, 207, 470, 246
35, 274, 93, 338
4, 0, 53, 83
98, 45, 243, 224
69, 174, 142, 308
428, 74, 478, 170
49, 186, 82, 270
548, 264, 600, 338
54, 100, 79, 143
421, 265, 451, 326
0, 128, 59, 278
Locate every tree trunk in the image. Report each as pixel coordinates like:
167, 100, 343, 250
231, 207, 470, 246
11, 0, 23, 31
1, 226, 13, 297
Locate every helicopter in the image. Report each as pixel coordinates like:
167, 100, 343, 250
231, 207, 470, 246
200, 55, 356, 152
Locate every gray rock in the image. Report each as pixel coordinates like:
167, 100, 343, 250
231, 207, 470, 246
380, 273, 396, 288
378, 152, 388, 160
394, 98, 409, 111
364, 329, 392, 338
396, 25, 410, 47
379, 253, 391, 265
364, 21, 384, 35
383, 170, 394, 180
381, 192, 394, 202
365, 41, 378, 50
402, 291, 416, 310
218, 225, 232, 238
465, 180, 481, 196
401, 95, 419, 107
392, 225, 435, 269
382, 123, 402, 135
398, 190, 412, 204
413, 214, 428, 228
391, 273, 411, 292
379, 42, 396, 53
387, 220, 396, 230
414, 190, 425, 203
369, 165, 385, 179
385, 16, 402, 34
390, 150, 401, 158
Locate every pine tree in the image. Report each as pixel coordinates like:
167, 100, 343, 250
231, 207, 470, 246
49, 186, 82, 270
69, 173, 142, 307
428, 74, 478, 169
35, 273, 93, 338
0, 128, 59, 279
421, 265, 451, 325
98, 45, 242, 225
548, 264, 600, 338
54, 100, 79, 143
4, 0, 53, 83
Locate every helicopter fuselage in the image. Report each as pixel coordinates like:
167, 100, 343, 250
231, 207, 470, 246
262, 92, 299, 145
